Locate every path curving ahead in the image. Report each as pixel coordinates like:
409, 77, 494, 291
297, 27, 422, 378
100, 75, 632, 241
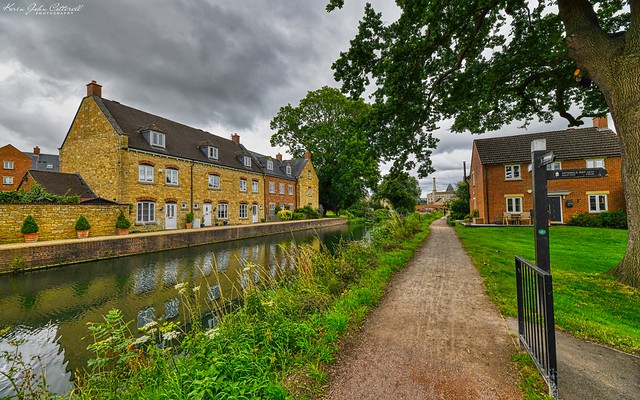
322, 217, 523, 399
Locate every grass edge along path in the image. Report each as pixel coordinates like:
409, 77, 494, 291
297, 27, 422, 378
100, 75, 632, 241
61, 212, 441, 399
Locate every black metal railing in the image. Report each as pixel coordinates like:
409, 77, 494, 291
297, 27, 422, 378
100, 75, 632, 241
515, 256, 558, 399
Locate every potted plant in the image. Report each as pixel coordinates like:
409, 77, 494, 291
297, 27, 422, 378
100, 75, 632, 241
115, 209, 131, 235
75, 215, 91, 238
185, 212, 194, 229
471, 209, 480, 224
21, 215, 39, 243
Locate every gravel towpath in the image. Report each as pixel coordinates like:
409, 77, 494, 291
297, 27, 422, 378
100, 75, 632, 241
322, 217, 523, 399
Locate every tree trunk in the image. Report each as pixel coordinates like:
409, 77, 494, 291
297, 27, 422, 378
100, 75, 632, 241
558, 0, 640, 288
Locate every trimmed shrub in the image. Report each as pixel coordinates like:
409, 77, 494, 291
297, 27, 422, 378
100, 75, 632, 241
21, 215, 39, 234
569, 210, 627, 229
75, 215, 91, 230
278, 209, 293, 221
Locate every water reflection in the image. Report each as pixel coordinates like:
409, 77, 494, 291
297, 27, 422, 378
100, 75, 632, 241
0, 223, 364, 396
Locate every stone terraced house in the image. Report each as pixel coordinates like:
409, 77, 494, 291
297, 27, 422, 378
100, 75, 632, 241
469, 117, 624, 225
60, 81, 319, 230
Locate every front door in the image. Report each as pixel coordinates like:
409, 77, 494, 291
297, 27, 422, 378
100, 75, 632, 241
252, 204, 259, 223
165, 203, 177, 229
547, 196, 562, 223
203, 203, 212, 226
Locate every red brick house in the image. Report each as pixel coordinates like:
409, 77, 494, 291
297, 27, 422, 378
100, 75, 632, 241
0, 144, 32, 191
469, 118, 624, 224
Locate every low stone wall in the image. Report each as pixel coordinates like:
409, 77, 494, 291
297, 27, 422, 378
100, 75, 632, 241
0, 218, 348, 274
0, 204, 130, 244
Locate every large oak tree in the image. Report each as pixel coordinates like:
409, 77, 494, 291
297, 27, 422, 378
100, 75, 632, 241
327, 0, 640, 288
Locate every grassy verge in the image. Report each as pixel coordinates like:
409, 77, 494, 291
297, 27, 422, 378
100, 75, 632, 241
64, 212, 441, 399
454, 224, 639, 354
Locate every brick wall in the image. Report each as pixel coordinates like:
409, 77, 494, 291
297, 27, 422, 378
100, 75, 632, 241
0, 218, 347, 273
0, 144, 32, 191
0, 203, 130, 244
265, 176, 297, 213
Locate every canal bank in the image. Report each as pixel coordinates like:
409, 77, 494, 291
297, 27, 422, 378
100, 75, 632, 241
0, 218, 347, 274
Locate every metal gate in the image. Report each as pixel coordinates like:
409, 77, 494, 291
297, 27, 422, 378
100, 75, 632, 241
515, 256, 558, 399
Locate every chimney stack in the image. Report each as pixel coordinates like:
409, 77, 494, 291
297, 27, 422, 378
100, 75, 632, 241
86, 80, 102, 98
592, 116, 608, 129
33, 146, 41, 155
231, 133, 240, 144
304, 151, 311, 160
276, 153, 283, 161
432, 177, 437, 194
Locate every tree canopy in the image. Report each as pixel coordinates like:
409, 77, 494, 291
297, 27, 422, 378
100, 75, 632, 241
270, 86, 380, 212
374, 169, 422, 215
328, 1, 640, 287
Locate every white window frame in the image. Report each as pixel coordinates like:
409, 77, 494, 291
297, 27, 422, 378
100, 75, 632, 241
589, 194, 608, 213
137, 201, 156, 224
308, 171, 311, 179
240, 178, 247, 192
165, 168, 178, 185
208, 146, 218, 160
150, 131, 165, 148
268, 181, 275, 194
586, 158, 605, 169
307, 187, 312, 197
279, 183, 285, 194
239, 203, 248, 219
252, 180, 259, 193
217, 203, 229, 220
3, 161, 14, 170
267, 160, 273, 171
288, 185, 293, 195
243, 156, 251, 167
286, 165, 292, 175
3, 176, 13, 185
506, 197, 523, 214
138, 164, 154, 183
504, 164, 521, 180
471, 171, 476, 186
208, 174, 220, 189
546, 161, 562, 171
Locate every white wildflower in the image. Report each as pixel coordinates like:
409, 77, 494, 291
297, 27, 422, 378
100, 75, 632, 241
242, 267, 250, 272
133, 335, 150, 346
162, 331, 180, 341
193, 285, 201, 293
205, 328, 220, 340
174, 282, 188, 291
141, 321, 158, 331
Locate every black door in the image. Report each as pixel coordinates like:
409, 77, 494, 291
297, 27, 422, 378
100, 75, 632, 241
547, 196, 562, 222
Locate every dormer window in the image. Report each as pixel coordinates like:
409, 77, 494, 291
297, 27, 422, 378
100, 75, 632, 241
286, 165, 292, 176
150, 131, 165, 148
267, 159, 273, 171
243, 156, 251, 167
208, 146, 218, 160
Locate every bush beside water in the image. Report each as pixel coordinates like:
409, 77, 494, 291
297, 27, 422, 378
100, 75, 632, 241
4, 212, 440, 399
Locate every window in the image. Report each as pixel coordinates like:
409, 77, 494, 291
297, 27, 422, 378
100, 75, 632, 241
307, 187, 312, 197
267, 160, 273, 171
252, 180, 259, 193
505, 164, 521, 180
279, 183, 285, 194
239, 203, 248, 219
546, 162, 562, 171
150, 131, 165, 148
506, 197, 522, 213
471, 171, 476, 186
269, 203, 275, 215
181, 201, 187, 210
286, 165, 292, 175
586, 158, 605, 168
217, 203, 229, 220
3, 161, 14, 170
3, 176, 13, 185
308, 171, 311, 179
208, 174, 220, 189
137, 201, 156, 223
208, 146, 218, 160
240, 178, 247, 192
589, 194, 608, 212
288, 185, 293, 195
269, 181, 275, 194
138, 164, 154, 183
243, 156, 251, 167
165, 168, 178, 185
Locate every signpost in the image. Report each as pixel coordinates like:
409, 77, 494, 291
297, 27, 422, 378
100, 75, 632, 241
547, 168, 607, 180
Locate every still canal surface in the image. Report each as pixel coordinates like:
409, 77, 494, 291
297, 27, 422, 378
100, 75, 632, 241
0, 223, 366, 396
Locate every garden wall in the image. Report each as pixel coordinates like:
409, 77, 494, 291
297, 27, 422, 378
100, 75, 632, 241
0, 218, 347, 273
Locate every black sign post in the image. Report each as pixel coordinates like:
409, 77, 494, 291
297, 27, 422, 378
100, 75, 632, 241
531, 139, 551, 272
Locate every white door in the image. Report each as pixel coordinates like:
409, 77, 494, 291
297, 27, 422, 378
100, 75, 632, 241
165, 203, 177, 230
252, 204, 259, 223
203, 203, 212, 226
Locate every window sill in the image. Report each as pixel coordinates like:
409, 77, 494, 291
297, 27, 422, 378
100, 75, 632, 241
138, 181, 155, 185
504, 178, 522, 181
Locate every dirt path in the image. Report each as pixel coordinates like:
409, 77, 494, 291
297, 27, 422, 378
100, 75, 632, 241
322, 217, 522, 399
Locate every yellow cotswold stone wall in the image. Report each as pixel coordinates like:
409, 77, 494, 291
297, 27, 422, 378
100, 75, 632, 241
297, 160, 320, 209
0, 204, 130, 244
60, 96, 126, 203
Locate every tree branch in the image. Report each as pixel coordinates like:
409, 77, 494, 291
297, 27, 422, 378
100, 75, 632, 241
555, 87, 583, 126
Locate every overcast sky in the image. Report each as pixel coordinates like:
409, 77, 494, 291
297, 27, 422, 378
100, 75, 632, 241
0, 0, 599, 197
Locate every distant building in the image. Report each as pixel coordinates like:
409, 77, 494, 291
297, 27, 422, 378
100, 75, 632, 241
23, 146, 60, 171
425, 177, 456, 205
18, 170, 112, 203
0, 144, 32, 191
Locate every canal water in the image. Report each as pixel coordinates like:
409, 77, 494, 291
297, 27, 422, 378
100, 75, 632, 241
0, 223, 366, 397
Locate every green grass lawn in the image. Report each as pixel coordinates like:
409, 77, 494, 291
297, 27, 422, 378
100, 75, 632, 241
454, 224, 640, 354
